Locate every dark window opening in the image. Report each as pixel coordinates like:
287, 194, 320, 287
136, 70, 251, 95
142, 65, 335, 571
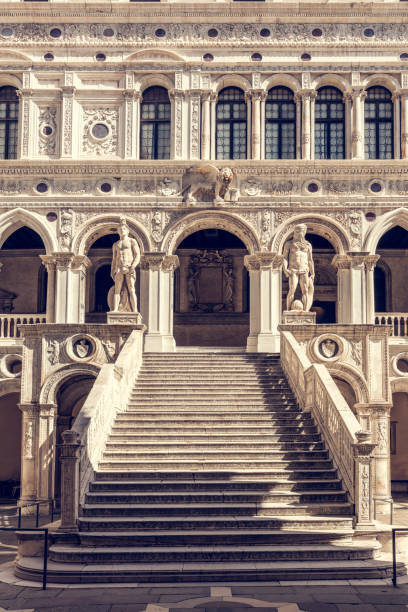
0, 86, 18, 160
265, 86, 296, 159
216, 87, 247, 160
314, 86, 345, 160
140, 86, 171, 160
364, 86, 393, 160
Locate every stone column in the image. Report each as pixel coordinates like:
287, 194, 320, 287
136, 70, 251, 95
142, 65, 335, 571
189, 90, 201, 160
332, 253, 369, 324
245, 91, 252, 160
244, 253, 283, 353
169, 89, 185, 160
343, 92, 352, 159
371, 405, 393, 518
43, 254, 91, 324
393, 92, 401, 159
249, 90, 266, 160
59, 430, 81, 532
210, 93, 217, 160
60, 85, 76, 159
123, 90, 140, 159
299, 90, 316, 160
295, 93, 302, 159
40, 256, 56, 323
351, 88, 366, 160
140, 253, 179, 353
201, 92, 211, 160
17, 89, 33, 159
401, 91, 408, 159
19, 403, 40, 503
353, 431, 376, 529
365, 254, 380, 324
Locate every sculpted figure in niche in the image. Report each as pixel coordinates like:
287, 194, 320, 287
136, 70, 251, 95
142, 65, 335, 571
282, 224, 315, 312
110, 218, 140, 313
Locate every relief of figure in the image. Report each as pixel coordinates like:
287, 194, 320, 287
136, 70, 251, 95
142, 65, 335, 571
187, 266, 199, 308
110, 217, 140, 313
282, 223, 315, 312
182, 165, 233, 204
223, 267, 234, 310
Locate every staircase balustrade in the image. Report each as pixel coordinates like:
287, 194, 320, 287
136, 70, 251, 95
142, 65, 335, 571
58, 329, 145, 531
375, 313, 408, 337
280, 330, 376, 528
0, 314, 46, 339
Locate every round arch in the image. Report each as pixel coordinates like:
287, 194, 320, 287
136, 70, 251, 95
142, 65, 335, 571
363, 208, 408, 254
362, 74, 399, 94
0, 74, 22, 89
272, 214, 350, 254
262, 74, 300, 94
391, 378, 408, 394
327, 362, 369, 405
136, 73, 174, 94
0, 208, 57, 253
0, 378, 20, 397
213, 74, 251, 94
39, 363, 100, 406
72, 214, 151, 256
312, 74, 350, 94
163, 211, 260, 255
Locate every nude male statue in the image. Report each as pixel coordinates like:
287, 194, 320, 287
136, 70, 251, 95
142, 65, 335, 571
282, 223, 315, 312
110, 218, 140, 312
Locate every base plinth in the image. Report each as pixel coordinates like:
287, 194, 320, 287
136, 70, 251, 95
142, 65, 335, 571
282, 310, 316, 325
106, 311, 143, 325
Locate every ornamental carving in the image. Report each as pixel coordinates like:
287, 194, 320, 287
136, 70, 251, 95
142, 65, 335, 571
38, 107, 57, 156
182, 165, 233, 204
59, 208, 74, 252
241, 178, 294, 197
187, 250, 234, 313
82, 108, 119, 157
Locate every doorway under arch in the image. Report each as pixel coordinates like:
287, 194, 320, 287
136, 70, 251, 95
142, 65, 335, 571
174, 229, 249, 346
375, 225, 408, 314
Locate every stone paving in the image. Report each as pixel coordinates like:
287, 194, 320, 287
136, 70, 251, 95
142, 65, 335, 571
0, 498, 407, 611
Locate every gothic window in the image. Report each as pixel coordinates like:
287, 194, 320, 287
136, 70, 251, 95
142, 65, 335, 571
364, 86, 393, 159
314, 87, 345, 159
265, 86, 296, 159
216, 87, 247, 160
0, 86, 18, 160
140, 86, 171, 160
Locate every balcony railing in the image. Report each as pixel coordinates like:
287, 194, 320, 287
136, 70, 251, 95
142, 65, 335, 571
0, 314, 46, 339
375, 313, 408, 337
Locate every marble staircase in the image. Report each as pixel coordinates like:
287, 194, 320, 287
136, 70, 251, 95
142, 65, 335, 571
16, 353, 400, 583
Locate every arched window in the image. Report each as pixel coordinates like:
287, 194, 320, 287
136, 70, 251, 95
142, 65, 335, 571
0, 86, 18, 160
265, 87, 296, 159
364, 86, 393, 159
216, 87, 247, 159
140, 86, 171, 160
314, 87, 345, 159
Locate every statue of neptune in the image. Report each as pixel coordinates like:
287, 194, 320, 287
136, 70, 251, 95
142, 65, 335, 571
282, 223, 315, 312
110, 217, 140, 313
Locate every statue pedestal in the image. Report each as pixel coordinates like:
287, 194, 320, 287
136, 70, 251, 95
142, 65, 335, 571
282, 310, 316, 325
107, 311, 143, 325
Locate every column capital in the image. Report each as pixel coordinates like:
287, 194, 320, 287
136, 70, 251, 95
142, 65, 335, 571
296, 89, 317, 102
169, 89, 185, 100
201, 90, 213, 102
60, 86, 76, 97
353, 430, 376, 457
246, 89, 267, 102
332, 252, 373, 270
16, 88, 33, 99
187, 89, 203, 99
392, 91, 402, 103
18, 402, 40, 416
244, 252, 283, 271
122, 89, 141, 101
140, 252, 179, 272
40, 253, 91, 272
351, 87, 367, 102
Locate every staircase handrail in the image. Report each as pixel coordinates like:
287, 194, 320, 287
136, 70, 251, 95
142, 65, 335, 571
59, 329, 144, 531
280, 330, 375, 527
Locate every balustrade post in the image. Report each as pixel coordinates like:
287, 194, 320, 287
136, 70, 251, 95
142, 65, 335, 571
59, 430, 81, 532
353, 431, 376, 529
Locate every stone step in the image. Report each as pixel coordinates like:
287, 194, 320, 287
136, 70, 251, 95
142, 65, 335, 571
110, 426, 319, 435
130, 390, 294, 397
98, 459, 335, 470
94, 468, 339, 481
125, 404, 300, 410
72, 528, 354, 547
85, 490, 348, 504
81, 502, 354, 518
115, 413, 310, 422
105, 441, 325, 451
77, 514, 354, 531
48, 543, 378, 564
89, 478, 343, 493
108, 433, 322, 442
136, 375, 287, 381
101, 450, 330, 460
16, 557, 405, 584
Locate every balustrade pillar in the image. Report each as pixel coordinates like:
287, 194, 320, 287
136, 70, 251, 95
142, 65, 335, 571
244, 253, 283, 353
351, 88, 366, 160
59, 430, 81, 532
201, 92, 211, 160
401, 92, 408, 159
353, 431, 376, 529
140, 253, 179, 352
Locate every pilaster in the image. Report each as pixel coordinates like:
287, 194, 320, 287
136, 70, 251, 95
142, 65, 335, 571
18, 403, 40, 503
60, 84, 76, 159
59, 430, 81, 532
123, 90, 141, 160
188, 90, 201, 160
401, 90, 408, 159
169, 89, 185, 160
201, 91, 211, 160
353, 431, 376, 529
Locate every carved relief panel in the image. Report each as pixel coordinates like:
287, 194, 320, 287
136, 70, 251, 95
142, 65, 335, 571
187, 250, 234, 313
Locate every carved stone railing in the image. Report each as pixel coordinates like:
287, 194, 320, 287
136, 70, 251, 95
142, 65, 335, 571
0, 314, 46, 339
280, 330, 376, 528
58, 327, 145, 532
375, 313, 408, 337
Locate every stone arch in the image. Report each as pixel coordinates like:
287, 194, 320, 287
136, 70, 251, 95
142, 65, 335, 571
136, 73, 174, 94
362, 74, 399, 94
327, 362, 369, 405
127, 50, 184, 64
0, 378, 20, 397
72, 214, 151, 256
163, 211, 260, 255
0, 52, 31, 64
312, 74, 350, 94
262, 74, 301, 94
0, 208, 57, 253
272, 214, 350, 254
375, 258, 392, 312
39, 363, 100, 406
363, 207, 408, 254
0, 74, 22, 89
213, 74, 251, 94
